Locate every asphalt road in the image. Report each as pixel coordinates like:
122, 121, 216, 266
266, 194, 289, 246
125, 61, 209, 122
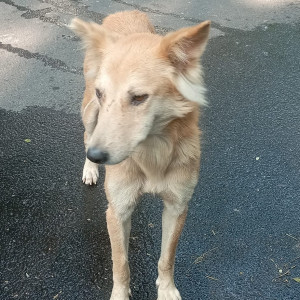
1, 1, 300, 299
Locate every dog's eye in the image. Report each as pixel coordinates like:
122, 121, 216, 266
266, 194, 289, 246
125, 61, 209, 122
131, 94, 148, 106
95, 88, 102, 100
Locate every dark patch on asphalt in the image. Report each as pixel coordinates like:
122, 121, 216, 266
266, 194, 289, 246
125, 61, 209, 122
0, 42, 82, 75
1, 20, 300, 300
1, 0, 64, 27
1, 0, 28, 12
2, 0, 105, 29
38, 0, 107, 22
21, 7, 52, 19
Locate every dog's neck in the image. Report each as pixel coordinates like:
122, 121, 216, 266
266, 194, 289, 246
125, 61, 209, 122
131, 109, 200, 177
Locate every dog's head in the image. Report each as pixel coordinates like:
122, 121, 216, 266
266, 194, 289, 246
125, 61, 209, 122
70, 17, 210, 165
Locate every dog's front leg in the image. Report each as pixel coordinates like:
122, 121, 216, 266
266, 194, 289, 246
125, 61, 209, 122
82, 98, 99, 185
106, 205, 132, 300
156, 191, 192, 300
82, 131, 99, 185
105, 168, 140, 300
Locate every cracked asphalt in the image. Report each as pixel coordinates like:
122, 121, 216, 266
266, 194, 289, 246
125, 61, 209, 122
0, 1, 300, 299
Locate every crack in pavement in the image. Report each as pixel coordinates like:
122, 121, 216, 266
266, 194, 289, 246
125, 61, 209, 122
0, 42, 82, 75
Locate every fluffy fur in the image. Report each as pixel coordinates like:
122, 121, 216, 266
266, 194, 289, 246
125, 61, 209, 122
70, 10, 210, 300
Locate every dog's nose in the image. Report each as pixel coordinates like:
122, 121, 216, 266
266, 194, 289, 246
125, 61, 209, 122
87, 147, 109, 164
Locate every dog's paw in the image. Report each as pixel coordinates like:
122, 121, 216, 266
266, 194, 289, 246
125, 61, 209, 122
82, 159, 99, 185
156, 278, 181, 300
110, 286, 131, 300
157, 287, 181, 300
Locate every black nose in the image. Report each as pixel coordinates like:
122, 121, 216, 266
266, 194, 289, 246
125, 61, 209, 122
87, 147, 109, 164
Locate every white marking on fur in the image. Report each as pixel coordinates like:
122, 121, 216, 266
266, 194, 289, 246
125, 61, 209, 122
176, 74, 207, 106
97, 68, 113, 92
82, 158, 99, 185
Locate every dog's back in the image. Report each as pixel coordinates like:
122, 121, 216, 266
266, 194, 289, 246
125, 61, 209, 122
103, 10, 155, 34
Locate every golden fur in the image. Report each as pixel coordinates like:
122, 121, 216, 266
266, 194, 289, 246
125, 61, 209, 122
70, 10, 210, 300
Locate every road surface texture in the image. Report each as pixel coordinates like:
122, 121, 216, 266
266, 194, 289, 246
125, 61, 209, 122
0, 1, 299, 299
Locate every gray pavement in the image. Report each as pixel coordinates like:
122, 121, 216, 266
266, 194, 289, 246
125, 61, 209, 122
1, 1, 300, 299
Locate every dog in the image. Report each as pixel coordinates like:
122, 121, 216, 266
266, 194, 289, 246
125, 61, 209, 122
70, 10, 210, 300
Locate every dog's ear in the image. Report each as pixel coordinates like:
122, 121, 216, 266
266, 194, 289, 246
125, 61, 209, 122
160, 21, 211, 105
160, 21, 210, 70
69, 18, 119, 58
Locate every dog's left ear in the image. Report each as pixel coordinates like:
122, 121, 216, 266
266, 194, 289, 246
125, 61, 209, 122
160, 21, 211, 105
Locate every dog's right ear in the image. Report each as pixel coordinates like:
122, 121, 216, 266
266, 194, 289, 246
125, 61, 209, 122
69, 18, 119, 58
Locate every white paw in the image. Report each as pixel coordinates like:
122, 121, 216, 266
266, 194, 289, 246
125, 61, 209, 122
156, 278, 181, 300
82, 159, 99, 185
110, 286, 131, 300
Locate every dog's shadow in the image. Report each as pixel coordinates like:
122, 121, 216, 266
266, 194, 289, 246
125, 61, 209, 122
81, 176, 114, 299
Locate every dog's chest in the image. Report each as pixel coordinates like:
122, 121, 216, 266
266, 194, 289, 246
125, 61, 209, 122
135, 159, 171, 194
133, 140, 174, 194
142, 172, 169, 194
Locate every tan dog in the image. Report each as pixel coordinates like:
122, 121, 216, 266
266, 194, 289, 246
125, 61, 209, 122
70, 10, 210, 300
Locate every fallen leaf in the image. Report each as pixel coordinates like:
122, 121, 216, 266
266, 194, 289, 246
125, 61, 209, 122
24, 139, 31, 143
53, 291, 62, 299
206, 276, 218, 281
293, 277, 300, 283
